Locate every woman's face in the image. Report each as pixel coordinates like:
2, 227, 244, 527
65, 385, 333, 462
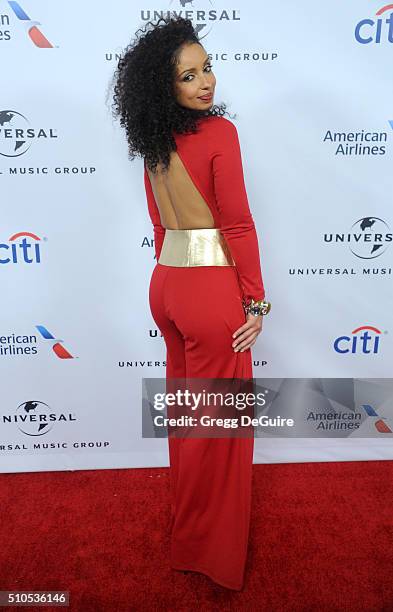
173, 42, 216, 110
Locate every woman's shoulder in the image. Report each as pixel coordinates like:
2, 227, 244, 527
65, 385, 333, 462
174, 115, 237, 139
198, 115, 240, 151
200, 114, 237, 133
173, 116, 239, 153
194, 115, 239, 149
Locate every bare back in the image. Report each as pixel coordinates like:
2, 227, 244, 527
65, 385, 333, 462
146, 151, 216, 230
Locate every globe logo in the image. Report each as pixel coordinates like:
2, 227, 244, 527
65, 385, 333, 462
15, 400, 54, 436
349, 217, 392, 259
0, 110, 31, 157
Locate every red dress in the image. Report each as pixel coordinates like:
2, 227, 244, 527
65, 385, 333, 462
145, 115, 266, 590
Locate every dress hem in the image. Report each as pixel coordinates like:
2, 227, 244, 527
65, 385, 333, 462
171, 563, 244, 591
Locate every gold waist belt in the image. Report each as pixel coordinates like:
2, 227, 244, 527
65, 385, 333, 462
158, 228, 235, 267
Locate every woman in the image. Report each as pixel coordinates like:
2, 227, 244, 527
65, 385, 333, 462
112, 15, 270, 590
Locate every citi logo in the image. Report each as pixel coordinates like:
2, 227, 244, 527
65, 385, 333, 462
333, 325, 383, 354
355, 4, 393, 44
0, 231, 44, 264
7, 1, 54, 47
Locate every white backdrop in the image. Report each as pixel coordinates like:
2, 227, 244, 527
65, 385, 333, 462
1, 0, 392, 473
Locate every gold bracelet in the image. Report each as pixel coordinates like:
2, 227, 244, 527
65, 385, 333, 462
243, 298, 271, 317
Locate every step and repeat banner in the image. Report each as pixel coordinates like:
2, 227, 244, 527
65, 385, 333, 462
1, 1, 392, 473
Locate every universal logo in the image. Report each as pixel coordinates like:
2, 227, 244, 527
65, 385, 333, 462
0, 110, 57, 157
141, 2, 241, 39
324, 217, 392, 259
3, 400, 76, 437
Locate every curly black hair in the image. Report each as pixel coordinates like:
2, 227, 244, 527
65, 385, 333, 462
110, 15, 232, 173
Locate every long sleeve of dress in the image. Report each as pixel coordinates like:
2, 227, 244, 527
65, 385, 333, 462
144, 160, 166, 261
211, 119, 266, 304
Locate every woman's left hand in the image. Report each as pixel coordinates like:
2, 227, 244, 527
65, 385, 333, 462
232, 313, 263, 352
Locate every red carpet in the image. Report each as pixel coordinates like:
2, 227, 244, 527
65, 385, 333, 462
0, 460, 392, 611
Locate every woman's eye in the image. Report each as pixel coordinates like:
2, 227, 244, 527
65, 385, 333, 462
183, 64, 213, 81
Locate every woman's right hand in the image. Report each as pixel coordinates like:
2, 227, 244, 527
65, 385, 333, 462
231, 313, 263, 352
